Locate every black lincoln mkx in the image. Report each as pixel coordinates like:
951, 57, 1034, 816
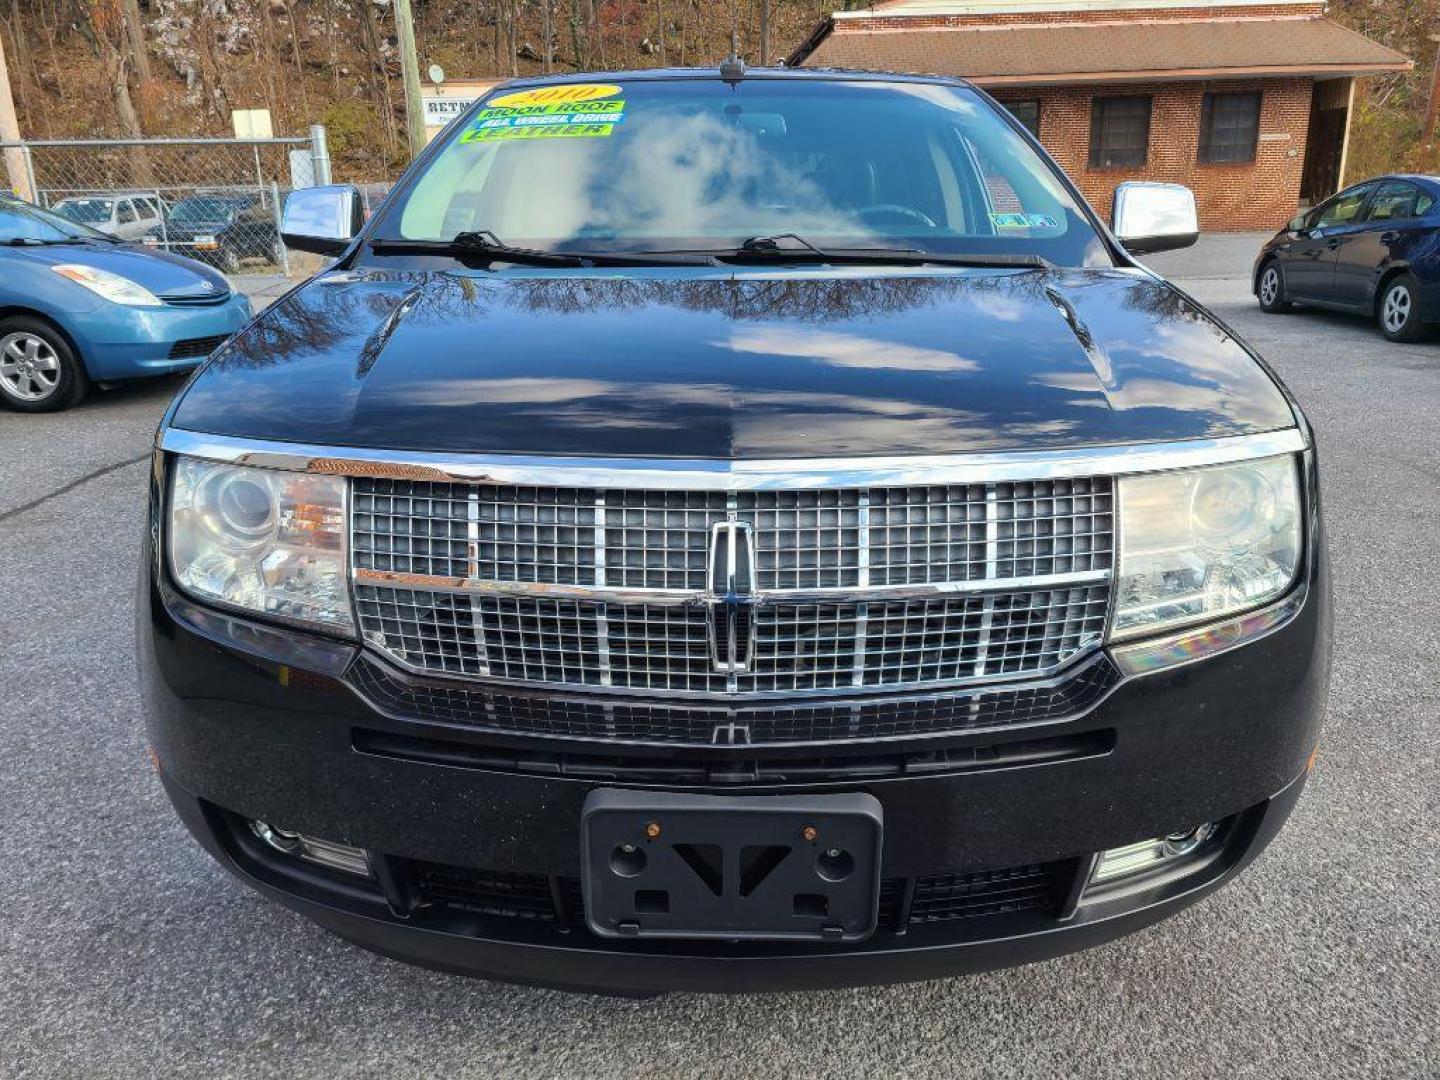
138, 68, 1329, 994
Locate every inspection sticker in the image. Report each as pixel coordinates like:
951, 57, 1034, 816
990, 212, 1058, 230
461, 97, 626, 142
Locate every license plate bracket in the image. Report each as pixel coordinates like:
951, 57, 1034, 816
581, 789, 883, 942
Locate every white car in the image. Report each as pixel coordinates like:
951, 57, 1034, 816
49, 195, 165, 240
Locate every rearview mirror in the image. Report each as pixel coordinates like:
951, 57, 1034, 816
1112, 181, 1199, 256
281, 184, 363, 256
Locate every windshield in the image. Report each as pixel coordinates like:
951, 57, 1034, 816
373, 78, 1111, 266
171, 198, 238, 223
0, 200, 113, 243
53, 198, 114, 223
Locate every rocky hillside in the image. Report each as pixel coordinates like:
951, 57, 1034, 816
0, 0, 834, 179
0, 0, 1434, 182
1327, 0, 1440, 180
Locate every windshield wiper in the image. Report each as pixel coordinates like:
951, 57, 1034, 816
370, 230, 716, 267
371, 230, 588, 266
705, 234, 1053, 269
0, 237, 73, 246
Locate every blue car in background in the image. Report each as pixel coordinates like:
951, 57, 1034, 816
0, 196, 252, 411
1254, 173, 1440, 342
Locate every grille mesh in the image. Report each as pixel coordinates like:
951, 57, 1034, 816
908, 864, 1059, 923
349, 654, 1118, 744
398, 860, 1063, 931
167, 333, 231, 360
354, 585, 1108, 693
351, 476, 1113, 695
351, 478, 1113, 591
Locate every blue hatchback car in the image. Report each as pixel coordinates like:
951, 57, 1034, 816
1, 195, 252, 411
1254, 173, 1440, 342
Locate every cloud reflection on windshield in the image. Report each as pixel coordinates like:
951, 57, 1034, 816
463, 112, 877, 247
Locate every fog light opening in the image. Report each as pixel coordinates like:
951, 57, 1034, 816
249, 820, 373, 877
1161, 825, 1214, 858
1089, 822, 1217, 886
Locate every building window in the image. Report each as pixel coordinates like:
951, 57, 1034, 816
1005, 101, 1041, 138
1089, 96, 1151, 168
1200, 92, 1262, 164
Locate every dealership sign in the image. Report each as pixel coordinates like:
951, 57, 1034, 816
421, 80, 504, 138
423, 96, 474, 127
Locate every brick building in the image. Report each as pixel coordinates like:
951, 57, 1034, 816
788, 0, 1410, 230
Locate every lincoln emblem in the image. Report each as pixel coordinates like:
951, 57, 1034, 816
707, 520, 756, 673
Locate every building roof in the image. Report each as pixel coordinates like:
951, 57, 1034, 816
792, 16, 1411, 84
847, 0, 1321, 16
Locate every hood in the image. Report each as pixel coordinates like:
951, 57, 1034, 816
16, 241, 230, 302
169, 266, 1296, 459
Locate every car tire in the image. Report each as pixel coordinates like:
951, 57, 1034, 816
1378, 273, 1429, 343
1257, 262, 1292, 313
0, 316, 90, 412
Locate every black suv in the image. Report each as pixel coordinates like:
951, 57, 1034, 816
144, 194, 283, 273
138, 69, 1328, 995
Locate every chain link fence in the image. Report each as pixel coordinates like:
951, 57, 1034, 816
1, 130, 333, 280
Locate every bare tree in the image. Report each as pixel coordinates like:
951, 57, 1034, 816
507, 0, 518, 75
256, 0, 282, 123
120, 0, 150, 81
359, 0, 399, 160
194, 0, 231, 118
79, 0, 155, 183
568, 0, 584, 70
284, 0, 311, 116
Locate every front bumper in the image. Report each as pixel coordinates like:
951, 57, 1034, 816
158, 765, 1309, 994
72, 294, 252, 381
137, 447, 1331, 993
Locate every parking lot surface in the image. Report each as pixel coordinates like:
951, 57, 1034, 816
2, 237, 1437, 1079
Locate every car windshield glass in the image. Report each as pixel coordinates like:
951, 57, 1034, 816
373, 78, 1111, 267
171, 198, 237, 223
0, 200, 112, 243
54, 198, 113, 223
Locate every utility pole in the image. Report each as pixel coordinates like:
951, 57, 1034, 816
393, 0, 428, 159
0, 26, 33, 201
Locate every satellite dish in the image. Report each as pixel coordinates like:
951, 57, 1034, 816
428, 64, 446, 86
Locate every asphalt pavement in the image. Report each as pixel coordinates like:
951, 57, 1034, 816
1, 236, 1437, 1079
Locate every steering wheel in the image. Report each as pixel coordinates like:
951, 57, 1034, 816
858, 204, 938, 230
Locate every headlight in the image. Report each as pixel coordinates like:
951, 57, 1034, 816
168, 457, 353, 633
51, 264, 162, 306
1111, 455, 1301, 641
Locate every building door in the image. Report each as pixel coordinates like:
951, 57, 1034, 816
1301, 81, 1349, 205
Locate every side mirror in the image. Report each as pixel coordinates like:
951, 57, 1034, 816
281, 184, 363, 256
1111, 181, 1199, 256
1287, 214, 1308, 233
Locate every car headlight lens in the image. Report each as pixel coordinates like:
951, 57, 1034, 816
51, 264, 163, 306
1111, 455, 1301, 641
168, 457, 353, 633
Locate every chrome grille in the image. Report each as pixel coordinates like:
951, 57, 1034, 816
352, 478, 1112, 591
352, 585, 1109, 694
351, 476, 1113, 696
